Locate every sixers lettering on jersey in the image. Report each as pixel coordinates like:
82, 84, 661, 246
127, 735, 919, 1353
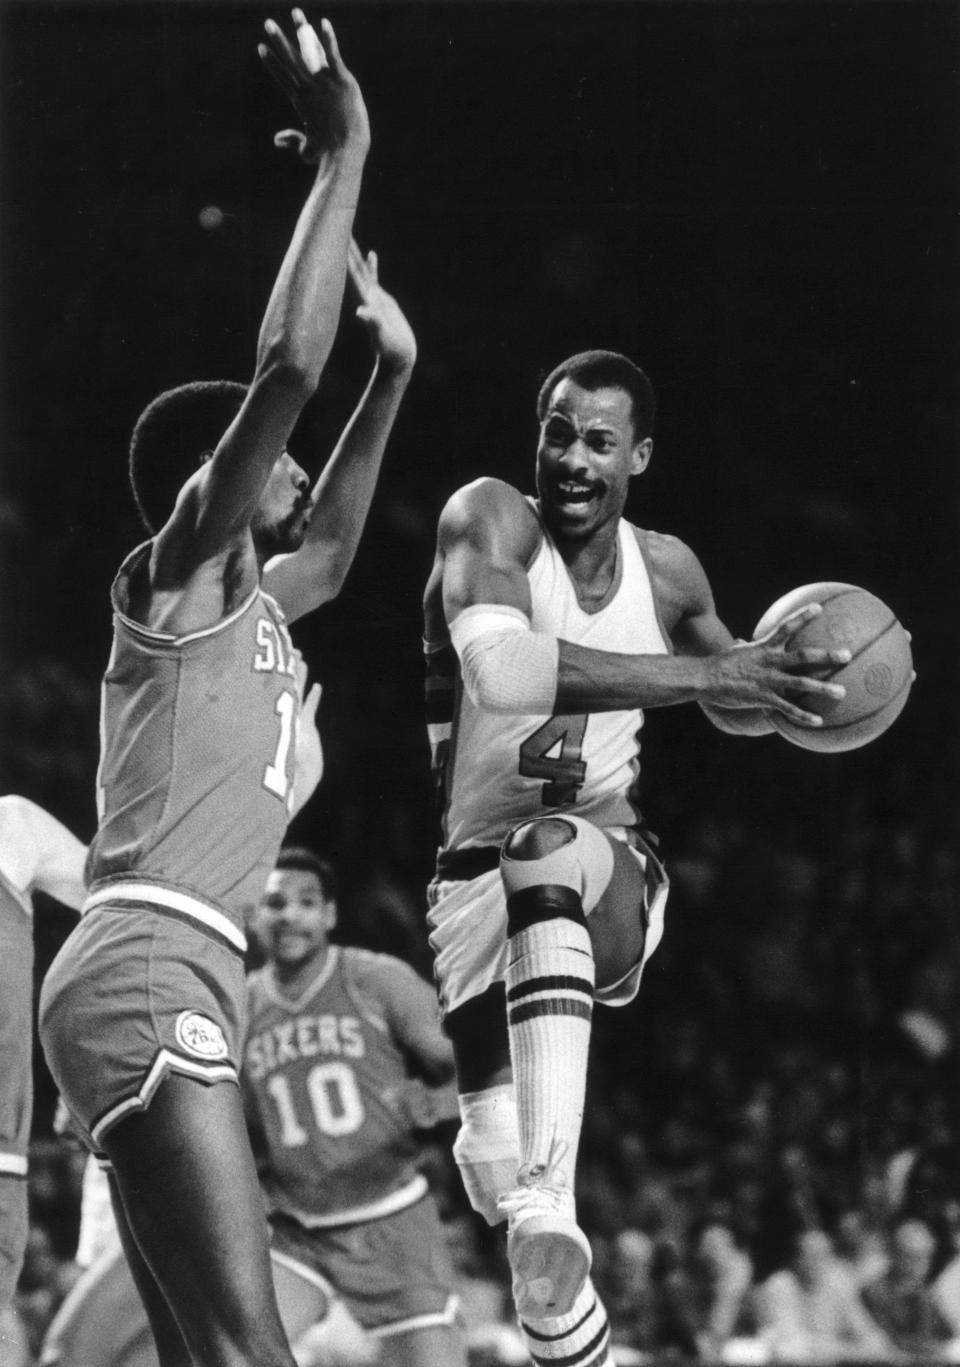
244, 947, 423, 1225
253, 617, 298, 679
245, 1013, 364, 1079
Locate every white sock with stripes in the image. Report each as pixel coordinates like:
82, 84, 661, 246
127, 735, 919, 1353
519, 1279, 613, 1367
505, 915, 594, 1185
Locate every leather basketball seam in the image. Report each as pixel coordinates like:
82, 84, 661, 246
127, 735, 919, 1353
809, 612, 898, 682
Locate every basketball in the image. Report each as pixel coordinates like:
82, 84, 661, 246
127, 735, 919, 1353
752, 582, 914, 752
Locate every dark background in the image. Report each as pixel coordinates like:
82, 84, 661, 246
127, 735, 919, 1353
1, 0, 958, 1135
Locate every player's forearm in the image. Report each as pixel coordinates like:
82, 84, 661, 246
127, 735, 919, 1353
303, 360, 412, 591
555, 639, 719, 713
254, 140, 368, 390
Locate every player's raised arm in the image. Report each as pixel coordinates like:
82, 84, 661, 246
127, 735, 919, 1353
263, 242, 417, 622
152, 13, 369, 584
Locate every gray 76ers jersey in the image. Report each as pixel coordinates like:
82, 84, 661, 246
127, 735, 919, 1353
86, 542, 303, 935
428, 514, 670, 853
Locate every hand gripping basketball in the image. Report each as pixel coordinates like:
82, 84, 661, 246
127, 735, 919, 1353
753, 581, 915, 752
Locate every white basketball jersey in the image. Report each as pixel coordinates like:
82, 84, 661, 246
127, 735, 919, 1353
428, 514, 670, 855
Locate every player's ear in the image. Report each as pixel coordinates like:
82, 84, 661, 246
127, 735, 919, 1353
631, 438, 653, 476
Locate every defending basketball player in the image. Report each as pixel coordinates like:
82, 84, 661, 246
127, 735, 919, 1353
422, 350, 852, 1364
39, 14, 416, 1367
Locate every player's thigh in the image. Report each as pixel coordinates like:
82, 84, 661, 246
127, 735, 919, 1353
382, 1323, 467, 1367
104, 1075, 293, 1366
585, 834, 648, 990
269, 1253, 330, 1346
0, 1173, 28, 1308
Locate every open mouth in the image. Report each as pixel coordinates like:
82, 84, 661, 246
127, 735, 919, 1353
555, 481, 600, 507
275, 932, 308, 953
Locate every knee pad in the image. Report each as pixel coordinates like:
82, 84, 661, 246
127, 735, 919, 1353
500, 816, 614, 917
453, 1085, 520, 1226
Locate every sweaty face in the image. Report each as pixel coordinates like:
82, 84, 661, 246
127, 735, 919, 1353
251, 452, 314, 557
535, 380, 650, 541
255, 869, 334, 971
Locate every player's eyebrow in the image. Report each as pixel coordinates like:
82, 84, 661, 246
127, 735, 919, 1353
545, 408, 617, 437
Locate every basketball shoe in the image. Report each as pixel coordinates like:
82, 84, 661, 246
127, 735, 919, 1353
497, 1140, 591, 1319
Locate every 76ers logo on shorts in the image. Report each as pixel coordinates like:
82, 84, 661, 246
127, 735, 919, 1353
175, 1010, 229, 1061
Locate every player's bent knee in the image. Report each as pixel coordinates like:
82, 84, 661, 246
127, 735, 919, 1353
453, 1085, 519, 1226
502, 817, 576, 862
500, 815, 615, 918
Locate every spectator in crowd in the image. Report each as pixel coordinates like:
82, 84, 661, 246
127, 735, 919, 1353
648, 1218, 753, 1361
750, 1225, 893, 1362
861, 1217, 955, 1357
599, 1228, 658, 1356
689, 1218, 755, 1360
832, 1207, 889, 1291
932, 1201, 960, 1336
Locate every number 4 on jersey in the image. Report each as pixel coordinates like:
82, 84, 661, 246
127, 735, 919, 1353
519, 713, 588, 806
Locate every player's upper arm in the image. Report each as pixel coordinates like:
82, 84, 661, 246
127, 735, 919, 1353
364, 956, 453, 1085
438, 479, 541, 626
654, 534, 736, 657
152, 370, 310, 586
652, 535, 774, 736
0, 796, 86, 909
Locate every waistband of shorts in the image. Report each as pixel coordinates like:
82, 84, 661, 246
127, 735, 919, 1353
271, 1174, 429, 1230
83, 880, 247, 956
433, 845, 501, 883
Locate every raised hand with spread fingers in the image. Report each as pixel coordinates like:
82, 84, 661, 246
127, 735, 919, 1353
259, 9, 369, 161
348, 239, 418, 378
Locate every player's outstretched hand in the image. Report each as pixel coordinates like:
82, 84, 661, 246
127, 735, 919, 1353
259, 10, 369, 161
348, 240, 417, 376
291, 679, 324, 815
707, 603, 852, 728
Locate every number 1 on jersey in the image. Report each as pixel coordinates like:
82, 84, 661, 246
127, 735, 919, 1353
263, 689, 296, 801
519, 713, 588, 806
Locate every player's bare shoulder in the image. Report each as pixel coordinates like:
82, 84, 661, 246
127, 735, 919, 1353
425, 477, 542, 639
631, 525, 715, 637
438, 477, 541, 559
344, 945, 416, 994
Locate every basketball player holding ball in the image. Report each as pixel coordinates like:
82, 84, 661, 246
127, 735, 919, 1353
422, 349, 889, 1367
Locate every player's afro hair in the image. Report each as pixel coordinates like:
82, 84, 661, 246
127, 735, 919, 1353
536, 350, 656, 440
275, 845, 339, 903
128, 380, 249, 534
